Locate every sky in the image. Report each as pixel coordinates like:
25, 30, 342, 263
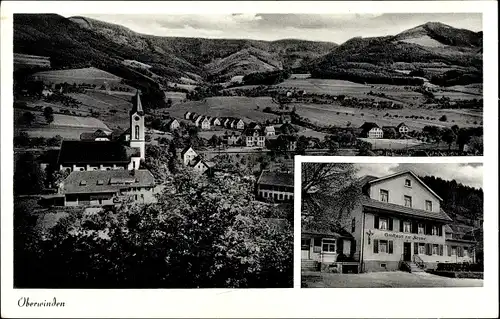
355, 163, 483, 189
70, 13, 482, 43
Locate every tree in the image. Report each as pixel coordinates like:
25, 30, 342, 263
209, 134, 219, 147
467, 136, 483, 155
441, 128, 456, 150
22, 112, 36, 126
439, 115, 447, 122
301, 163, 362, 229
166, 98, 173, 108
14, 153, 45, 195
18, 170, 292, 288
296, 136, 309, 155
43, 107, 54, 124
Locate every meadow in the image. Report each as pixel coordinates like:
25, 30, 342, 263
30, 67, 132, 88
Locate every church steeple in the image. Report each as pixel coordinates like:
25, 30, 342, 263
130, 89, 145, 160
131, 89, 144, 115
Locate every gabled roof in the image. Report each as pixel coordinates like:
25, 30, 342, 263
265, 126, 275, 132
361, 196, 452, 222
360, 122, 380, 130
367, 170, 443, 201
359, 175, 379, 187
247, 123, 261, 130
80, 129, 110, 141
58, 140, 130, 164
181, 145, 196, 157
257, 170, 294, 187
397, 122, 408, 129
62, 169, 155, 194
130, 90, 144, 115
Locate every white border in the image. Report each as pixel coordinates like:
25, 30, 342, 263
1, 1, 498, 318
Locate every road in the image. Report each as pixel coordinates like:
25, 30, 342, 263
301, 271, 483, 288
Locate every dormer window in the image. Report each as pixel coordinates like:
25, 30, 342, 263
405, 179, 412, 187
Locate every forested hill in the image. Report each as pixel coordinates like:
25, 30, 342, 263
420, 175, 483, 225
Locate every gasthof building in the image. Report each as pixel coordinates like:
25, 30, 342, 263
301, 171, 477, 273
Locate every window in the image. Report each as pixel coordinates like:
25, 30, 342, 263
322, 239, 336, 253
98, 199, 103, 205
379, 217, 388, 230
425, 200, 433, 212
432, 225, 438, 236
380, 263, 387, 268
451, 246, 457, 256
380, 189, 389, 202
404, 195, 412, 208
379, 240, 388, 253
464, 248, 468, 257
418, 223, 425, 234
135, 125, 140, 140
405, 179, 412, 187
418, 243, 426, 255
279, 193, 283, 200
432, 244, 439, 255
351, 217, 356, 233
301, 239, 310, 250
403, 221, 411, 233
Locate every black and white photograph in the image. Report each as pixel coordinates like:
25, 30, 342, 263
1, 0, 498, 318
300, 162, 484, 287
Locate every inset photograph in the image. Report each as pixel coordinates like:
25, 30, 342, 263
301, 162, 483, 288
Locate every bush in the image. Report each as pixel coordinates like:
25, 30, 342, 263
436, 263, 483, 272
439, 115, 447, 122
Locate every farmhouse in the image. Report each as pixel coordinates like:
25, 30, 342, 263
181, 145, 198, 166
59, 169, 156, 207
59, 90, 145, 171
168, 119, 180, 131
360, 122, 383, 139
234, 119, 245, 130
256, 170, 294, 202
180, 145, 214, 175
301, 171, 477, 273
244, 128, 266, 147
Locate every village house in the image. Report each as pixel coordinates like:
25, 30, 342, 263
244, 127, 266, 147
181, 145, 198, 166
234, 119, 245, 130
397, 122, 410, 136
59, 90, 145, 171
194, 115, 203, 127
168, 119, 180, 131
201, 117, 211, 130
222, 118, 232, 128
59, 169, 156, 207
301, 171, 477, 273
280, 114, 292, 124
264, 125, 276, 137
41, 87, 53, 97
360, 122, 384, 139
247, 122, 261, 130
224, 131, 241, 146
256, 170, 294, 202
180, 145, 215, 175
210, 117, 221, 127
184, 111, 192, 120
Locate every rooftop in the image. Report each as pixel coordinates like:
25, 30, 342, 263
362, 196, 452, 222
58, 140, 131, 164
62, 169, 155, 194
257, 170, 294, 187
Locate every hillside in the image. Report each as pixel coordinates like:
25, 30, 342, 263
310, 22, 482, 86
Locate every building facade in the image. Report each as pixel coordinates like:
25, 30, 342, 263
301, 171, 478, 273
256, 170, 294, 202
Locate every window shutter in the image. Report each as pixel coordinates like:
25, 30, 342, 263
426, 224, 431, 235
374, 216, 379, 229
374, 239, 379, 253
388, 241, 393, 254
426, 244, 431, 255
388, 218, 393, 231
414, 242, 419, 255
337, 238, 344, 254
399, 220, 404, 232
439, 245, 443, 256
438, 225, 443, 236
350, 239, 356, 257
459, 246, 463, 257
447, 245, 451, 256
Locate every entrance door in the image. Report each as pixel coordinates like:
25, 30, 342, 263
403, 242, 411, 261
301, 239, 311, 259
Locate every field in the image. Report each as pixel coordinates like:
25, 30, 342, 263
167, 96, 280, 123
165, 91, 187, 104
30, 67, 132, 88
359, 138, 425, 149
292, 103, 482, 130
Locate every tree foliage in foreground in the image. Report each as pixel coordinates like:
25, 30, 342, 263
301, 163, 362, 230
15, 170, 292, 288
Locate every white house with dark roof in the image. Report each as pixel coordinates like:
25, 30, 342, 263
184, 111, 192, 120
60, 169, 156, 207
256, 170, 294, 202
397, 122, 410, 135
181, 145, 198, 166
264, 126, 276, 137
301, 170, 477, 273
200, 117, 211, 130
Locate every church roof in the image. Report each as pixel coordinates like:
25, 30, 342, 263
130, 90, 144, 115
58, 140, 130, 164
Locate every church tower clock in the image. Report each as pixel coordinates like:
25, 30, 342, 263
130, 89, 145, 160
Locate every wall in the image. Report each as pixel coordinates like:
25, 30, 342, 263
368, 173, 441, 212
258, 189, 293, 201
128, 157, 141, 170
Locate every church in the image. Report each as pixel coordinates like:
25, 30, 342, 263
58, 90, 146, 172
54, 90, 158, 207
